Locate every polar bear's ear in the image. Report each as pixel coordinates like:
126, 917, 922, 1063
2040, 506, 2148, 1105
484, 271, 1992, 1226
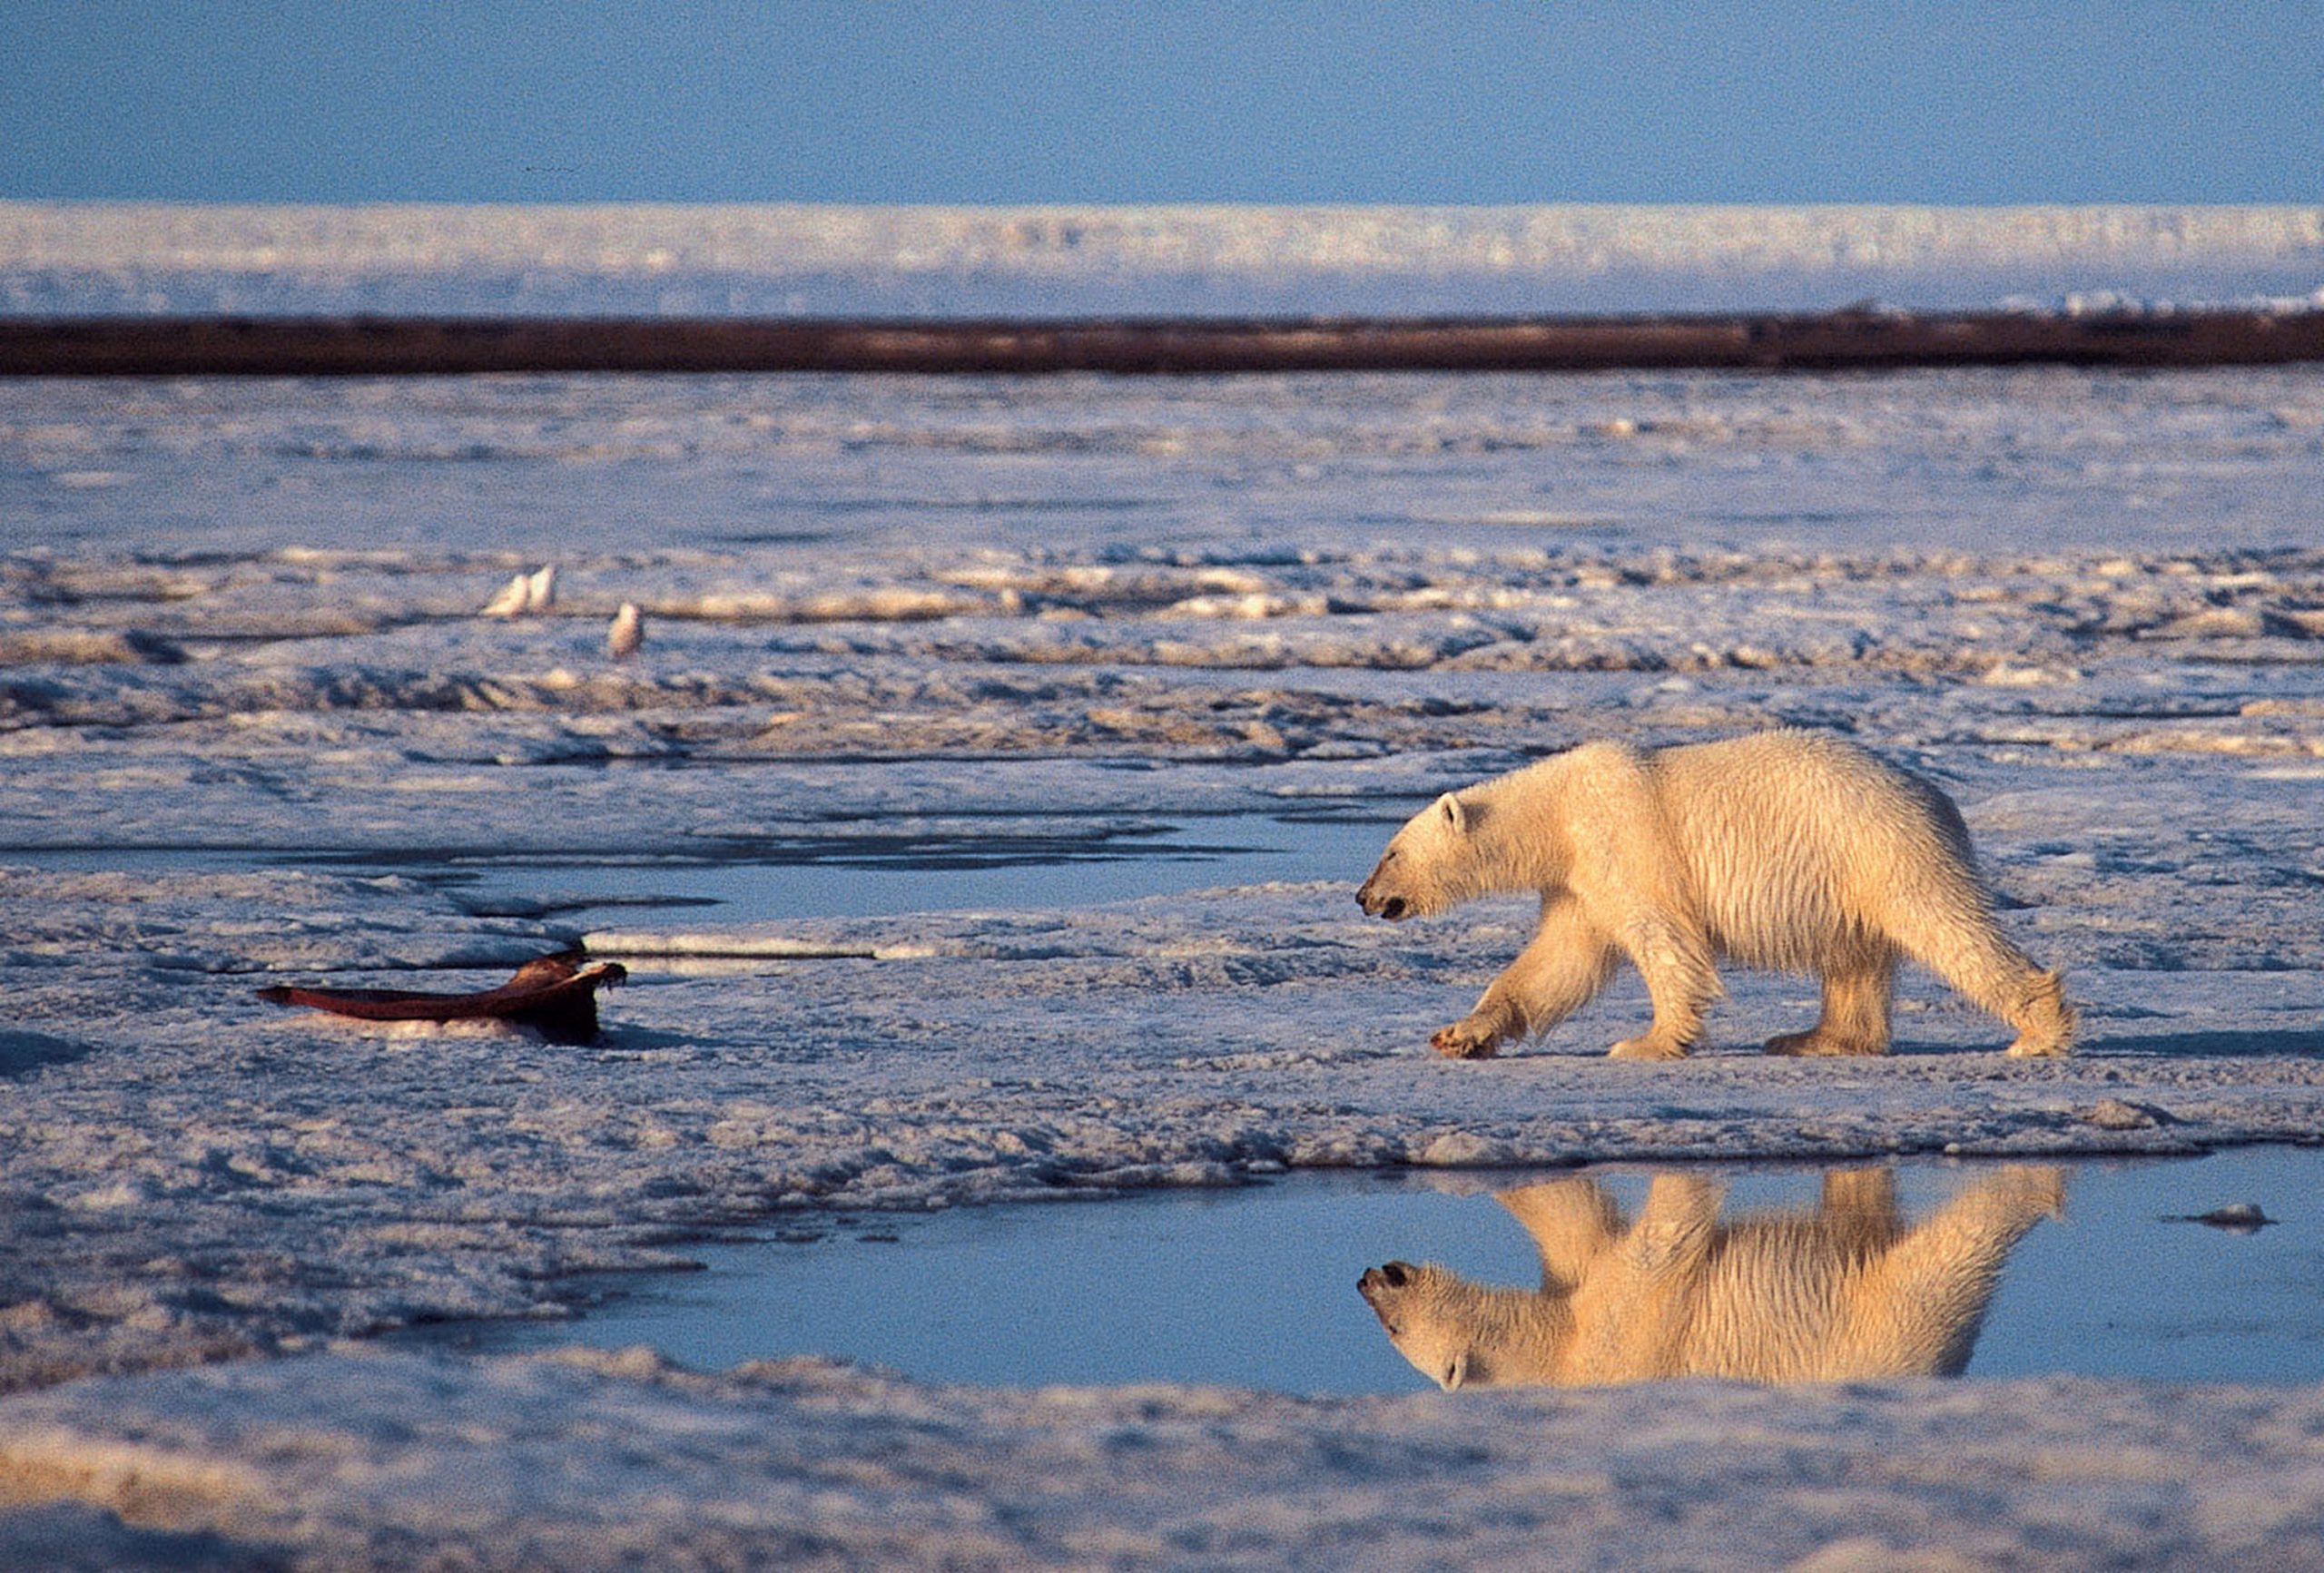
1436, 793, 1468, 834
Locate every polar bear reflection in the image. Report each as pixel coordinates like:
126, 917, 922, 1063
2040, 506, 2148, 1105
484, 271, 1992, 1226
1359, 1166, 2061, 1390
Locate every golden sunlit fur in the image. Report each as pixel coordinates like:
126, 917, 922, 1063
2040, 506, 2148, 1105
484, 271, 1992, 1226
1355, 731, 2073, 1059
1358, 1166, 2064, 1390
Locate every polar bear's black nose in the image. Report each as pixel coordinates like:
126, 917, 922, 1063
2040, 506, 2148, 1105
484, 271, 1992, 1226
1361, 1261, 1415, 1293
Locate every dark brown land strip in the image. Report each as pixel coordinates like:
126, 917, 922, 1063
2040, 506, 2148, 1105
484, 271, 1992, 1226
5, 308, 2321, 376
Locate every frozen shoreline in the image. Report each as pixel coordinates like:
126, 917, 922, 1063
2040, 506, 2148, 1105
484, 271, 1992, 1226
5, 363, 2324, 1565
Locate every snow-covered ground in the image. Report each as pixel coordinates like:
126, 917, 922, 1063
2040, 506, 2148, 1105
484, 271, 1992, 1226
6, 201, 2323, 318
5, 206, 2324, 1563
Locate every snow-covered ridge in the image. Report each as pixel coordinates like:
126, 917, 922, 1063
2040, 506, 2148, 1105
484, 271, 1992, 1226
5, 202, 2320, 317
8, 541, 2324, 720
5, 1351, 2323, 1571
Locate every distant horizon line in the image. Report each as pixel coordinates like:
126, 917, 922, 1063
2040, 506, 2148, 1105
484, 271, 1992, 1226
7, 198, 2323, 214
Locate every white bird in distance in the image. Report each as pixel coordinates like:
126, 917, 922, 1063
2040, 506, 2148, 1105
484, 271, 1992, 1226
481, 565, 557, 617
607, 602, 644, 659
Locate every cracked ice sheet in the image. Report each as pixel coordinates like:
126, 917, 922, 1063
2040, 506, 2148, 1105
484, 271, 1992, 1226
5, 364, 2324, 1566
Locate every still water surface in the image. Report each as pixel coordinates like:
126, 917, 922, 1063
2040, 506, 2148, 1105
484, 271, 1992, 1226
444, 1148, 2324, 1393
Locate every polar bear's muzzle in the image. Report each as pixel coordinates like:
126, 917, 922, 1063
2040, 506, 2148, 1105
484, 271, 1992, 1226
1357, 1261, 1418, 1322
1357, 870, 1413, 921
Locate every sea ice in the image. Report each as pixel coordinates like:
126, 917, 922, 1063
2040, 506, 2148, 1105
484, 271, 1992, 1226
4, 350, 2324, 1566
5, 201, 2321, 319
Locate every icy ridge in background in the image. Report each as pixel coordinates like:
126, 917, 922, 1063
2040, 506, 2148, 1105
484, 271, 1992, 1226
2, 202, 2321, 319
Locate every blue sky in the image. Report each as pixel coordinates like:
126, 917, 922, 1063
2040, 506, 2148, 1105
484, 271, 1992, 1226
5, 2, 2319, 205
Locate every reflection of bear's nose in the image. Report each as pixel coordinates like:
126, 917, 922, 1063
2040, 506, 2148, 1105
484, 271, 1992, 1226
1360, 1261, 1416, 1296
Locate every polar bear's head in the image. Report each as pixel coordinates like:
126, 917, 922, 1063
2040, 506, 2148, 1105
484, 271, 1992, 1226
1358, 1258, 1561, 1390
1358, 1259, 1479, 1388
1357, 791, 1478, 921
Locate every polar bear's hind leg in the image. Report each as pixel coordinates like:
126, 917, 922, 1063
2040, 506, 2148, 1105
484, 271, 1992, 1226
1766, 945, 1896, 1057
1886, 886, 2076, 1057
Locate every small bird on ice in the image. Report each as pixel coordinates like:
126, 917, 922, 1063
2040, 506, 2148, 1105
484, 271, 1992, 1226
480, 565, 558, 618
607, 602, 643, 659
480, 573, 530, 617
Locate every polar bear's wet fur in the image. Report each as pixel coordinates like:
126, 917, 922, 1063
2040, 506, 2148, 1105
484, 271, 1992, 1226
1356, 731, 2073, 1059
1358, 1165, 2063, 1389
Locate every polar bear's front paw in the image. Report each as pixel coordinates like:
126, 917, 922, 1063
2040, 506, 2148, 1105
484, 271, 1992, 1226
1431, 1019, 1504, 1059
1608, 1033, 1689, 1061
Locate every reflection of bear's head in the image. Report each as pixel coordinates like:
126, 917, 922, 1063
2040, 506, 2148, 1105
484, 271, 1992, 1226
1359, 1257, 1567, 1390
1358, 791, 1488, 922
1359, 1167, 2063, 1391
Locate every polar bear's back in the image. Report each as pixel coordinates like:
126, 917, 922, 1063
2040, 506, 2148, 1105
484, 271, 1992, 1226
1649, 731, 1984, 971
1675, 1213, 1893, 1381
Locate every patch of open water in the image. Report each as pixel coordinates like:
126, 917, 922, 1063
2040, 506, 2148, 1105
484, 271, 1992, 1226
429, 813, 1393, 923
434, 1148, 2324, 1394
0, 812, 1396, 927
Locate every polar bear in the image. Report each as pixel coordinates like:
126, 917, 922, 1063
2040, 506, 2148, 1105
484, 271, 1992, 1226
1355, 731, 2073, 1059
1358, 1165, 2064, 1389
